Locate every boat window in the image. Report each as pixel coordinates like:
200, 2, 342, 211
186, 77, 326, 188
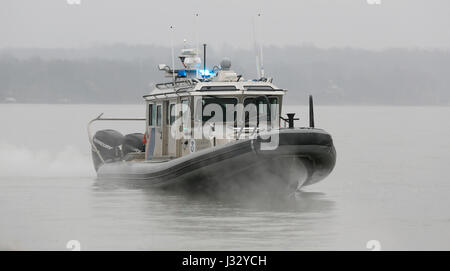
169, 104, 176, 125
148, 104, 156, 126
201, 97, 238, 123
164, 101, 172, 125
156, 105, 162, 126
181, 99, 190, 133
165, 103, 169, 125
181, 99, 189, 118
244, 96, 278, 125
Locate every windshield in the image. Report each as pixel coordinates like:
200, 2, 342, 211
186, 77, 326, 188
200, 97, 238, 123
196, 96, 279, 126
244, 96, 278, 125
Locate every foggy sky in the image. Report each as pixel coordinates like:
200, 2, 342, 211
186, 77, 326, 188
1, 0, 450, 50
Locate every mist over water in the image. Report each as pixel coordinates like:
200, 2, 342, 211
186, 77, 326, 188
0, 104, 449, 250
0, 143, 92, 178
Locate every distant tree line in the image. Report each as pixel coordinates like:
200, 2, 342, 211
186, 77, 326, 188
1, 45, 449, 105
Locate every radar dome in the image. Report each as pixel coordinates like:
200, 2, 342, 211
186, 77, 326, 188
220, 58, 232, 70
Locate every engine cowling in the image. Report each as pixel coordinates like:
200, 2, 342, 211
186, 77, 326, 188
91, 129, 124, 171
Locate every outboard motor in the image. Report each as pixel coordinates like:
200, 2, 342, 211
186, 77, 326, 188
91, 129, 124, 171
122, 133, 145, 157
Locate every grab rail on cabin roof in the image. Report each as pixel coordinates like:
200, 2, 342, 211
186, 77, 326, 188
155, 79, 196, 90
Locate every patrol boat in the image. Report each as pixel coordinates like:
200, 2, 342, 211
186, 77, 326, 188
88, 45, 336, 195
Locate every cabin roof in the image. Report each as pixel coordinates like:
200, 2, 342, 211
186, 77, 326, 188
143, 80, 286, 101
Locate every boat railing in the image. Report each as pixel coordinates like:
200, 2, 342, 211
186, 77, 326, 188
155, 79, 196, 90
87, 113, 146, 164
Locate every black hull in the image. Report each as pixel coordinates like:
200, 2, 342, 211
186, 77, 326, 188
95, 128, 336, 194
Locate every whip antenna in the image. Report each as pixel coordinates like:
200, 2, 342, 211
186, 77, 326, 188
252, 17, 261, 79
195, 13, 199, 78
258, 13, 265, 78
170, 26, 175, 83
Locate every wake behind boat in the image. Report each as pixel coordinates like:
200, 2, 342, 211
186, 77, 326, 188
88, 44, 336, 195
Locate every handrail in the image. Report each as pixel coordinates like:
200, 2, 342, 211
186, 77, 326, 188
87, 113, 146, 164
155, 79, 195, 90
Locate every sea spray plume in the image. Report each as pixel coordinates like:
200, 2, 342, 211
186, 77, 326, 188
0, 142, 94, 178
158, 154, 311, 201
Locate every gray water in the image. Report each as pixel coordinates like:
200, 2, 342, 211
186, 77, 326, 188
0, 104, 449, 250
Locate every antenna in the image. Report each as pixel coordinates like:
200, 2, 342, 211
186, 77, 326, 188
252, 17, 261, 78
203, 43, 207, 78
258, 13, 265, 78
170, 25, 175, 83
195, 13, 199, 78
